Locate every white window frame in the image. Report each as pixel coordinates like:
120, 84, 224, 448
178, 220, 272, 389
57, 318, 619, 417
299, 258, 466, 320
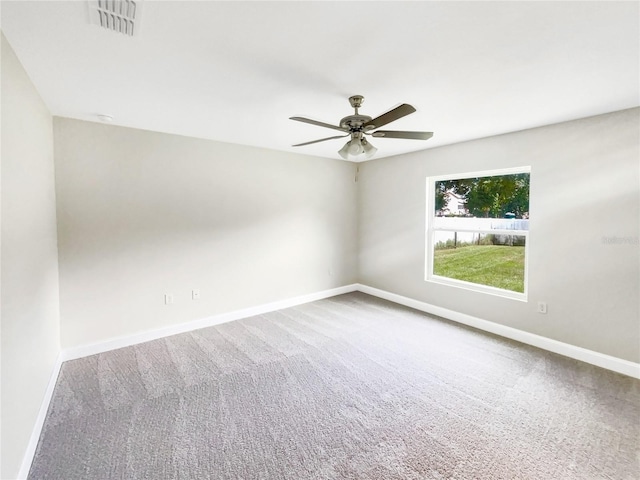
425, 166, 530, 301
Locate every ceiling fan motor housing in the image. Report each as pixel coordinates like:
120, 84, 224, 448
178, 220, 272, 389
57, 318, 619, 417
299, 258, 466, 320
340, 114, 372, 131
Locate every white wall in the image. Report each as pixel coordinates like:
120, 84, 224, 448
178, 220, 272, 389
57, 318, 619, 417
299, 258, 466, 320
1, 34, 61, 479
358, 108, 640, 363
53, 118, 358, 348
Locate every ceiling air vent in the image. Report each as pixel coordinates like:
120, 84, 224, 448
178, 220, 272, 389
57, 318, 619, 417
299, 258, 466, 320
89, 0, 142, 36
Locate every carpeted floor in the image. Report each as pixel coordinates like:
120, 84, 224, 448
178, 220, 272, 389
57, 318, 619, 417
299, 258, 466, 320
29, 292, 639, 479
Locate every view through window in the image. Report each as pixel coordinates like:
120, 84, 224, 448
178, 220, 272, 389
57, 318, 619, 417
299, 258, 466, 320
426, 168, 530, 299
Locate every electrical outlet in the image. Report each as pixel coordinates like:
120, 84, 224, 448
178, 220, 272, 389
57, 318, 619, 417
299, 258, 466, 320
192, 289, 200, 300
537, 301, 547, 314
164, 294, 174, 305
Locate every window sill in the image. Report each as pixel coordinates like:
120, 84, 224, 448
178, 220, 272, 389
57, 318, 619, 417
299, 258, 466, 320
426, 275, 528, 302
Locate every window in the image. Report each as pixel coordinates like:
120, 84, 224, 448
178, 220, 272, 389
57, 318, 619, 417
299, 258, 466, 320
425, 167, 530, 300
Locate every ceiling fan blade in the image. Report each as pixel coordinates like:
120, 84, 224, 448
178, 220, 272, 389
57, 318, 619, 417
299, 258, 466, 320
290, 116, 348, 132
292, 134, 349, 147
370, 130, 434, 140
363, 104, 416, 129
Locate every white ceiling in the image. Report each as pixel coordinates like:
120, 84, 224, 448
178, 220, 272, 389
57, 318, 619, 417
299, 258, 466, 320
2, 1, 638, 161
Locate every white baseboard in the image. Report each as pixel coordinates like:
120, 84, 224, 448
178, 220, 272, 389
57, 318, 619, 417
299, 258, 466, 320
62, 284, 359, 361
18, 282, 639, 477
19, 284, 358, 477
60, 280, 640, 376
356, 284, 640, 379
17, 352, 65, 480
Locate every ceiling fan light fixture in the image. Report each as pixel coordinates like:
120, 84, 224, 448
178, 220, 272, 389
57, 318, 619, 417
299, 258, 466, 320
361, 138, 377, 159
338, 138, 368, 160
348, 138, 364, 156
338, 141, 351, 160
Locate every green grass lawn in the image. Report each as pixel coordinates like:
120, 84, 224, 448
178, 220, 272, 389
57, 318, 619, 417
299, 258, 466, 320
433, 245, 525, 293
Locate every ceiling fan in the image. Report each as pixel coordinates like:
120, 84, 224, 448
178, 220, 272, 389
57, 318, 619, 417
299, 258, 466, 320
290, 95, 433, 160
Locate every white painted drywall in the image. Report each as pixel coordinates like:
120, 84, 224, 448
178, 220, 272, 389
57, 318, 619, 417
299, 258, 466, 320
53, 118, 358, 348
358, 108, 640, 363
1, 34, 61, 479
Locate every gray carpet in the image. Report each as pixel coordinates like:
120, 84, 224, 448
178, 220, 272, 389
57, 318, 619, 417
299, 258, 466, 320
29, 292, 639, 479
